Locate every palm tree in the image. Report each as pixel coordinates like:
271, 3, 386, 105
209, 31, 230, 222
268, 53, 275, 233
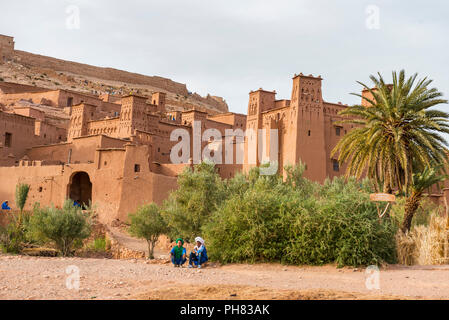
402, 166, 446, 232
332, 70, 449, 230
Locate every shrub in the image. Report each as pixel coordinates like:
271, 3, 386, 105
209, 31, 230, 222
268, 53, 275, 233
285, 177, 397, 267
162, 162, 225, 242
86, 236, 109, 253
28, 200, 92, 256
129, 203, 167, 259
202, 169, 397, 267
0, 222, 25, 253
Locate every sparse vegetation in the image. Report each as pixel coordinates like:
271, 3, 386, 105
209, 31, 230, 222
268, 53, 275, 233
162, 162, 397, 267
86, 235, 110, 253
161, 162, 225, 242
28, 200, 92, 256
129, 203, 167, 259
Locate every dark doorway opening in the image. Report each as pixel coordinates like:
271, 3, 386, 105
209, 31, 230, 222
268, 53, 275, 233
68, 172, 92, 208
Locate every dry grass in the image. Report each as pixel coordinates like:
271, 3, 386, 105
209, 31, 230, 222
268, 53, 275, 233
396, 215, 449, 265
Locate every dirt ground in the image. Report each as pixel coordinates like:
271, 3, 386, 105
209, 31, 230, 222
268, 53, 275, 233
1, 254, 449, 300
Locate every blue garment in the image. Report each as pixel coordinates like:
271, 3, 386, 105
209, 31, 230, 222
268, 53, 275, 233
171, 256, 187, 266
170, 246, 186, 266
73, 201, 81, 208
189, 246, 208, 266
1, 202, 11, 210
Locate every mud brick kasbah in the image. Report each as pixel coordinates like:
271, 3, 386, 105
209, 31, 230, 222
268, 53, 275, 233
0, 34, 446, 223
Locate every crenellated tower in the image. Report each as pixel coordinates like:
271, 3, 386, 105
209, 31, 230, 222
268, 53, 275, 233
68, 103, 96, 141
244, 89, 276, 169
117, 95, 149, 138
284, 73, 327, 181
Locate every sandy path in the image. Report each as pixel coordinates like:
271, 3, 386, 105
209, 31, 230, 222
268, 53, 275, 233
0, 254, 448, 300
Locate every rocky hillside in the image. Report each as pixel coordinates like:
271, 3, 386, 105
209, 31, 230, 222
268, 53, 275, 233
0, 49, 228, 115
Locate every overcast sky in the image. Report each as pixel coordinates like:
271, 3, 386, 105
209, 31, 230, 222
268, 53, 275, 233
1, 0, 448, 117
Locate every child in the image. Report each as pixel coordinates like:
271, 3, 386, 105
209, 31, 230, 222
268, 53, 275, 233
170, 238, 186, 267
188, 237, 208, 269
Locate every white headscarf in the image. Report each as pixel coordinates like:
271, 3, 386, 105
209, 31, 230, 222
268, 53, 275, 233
195, 237, 205, 246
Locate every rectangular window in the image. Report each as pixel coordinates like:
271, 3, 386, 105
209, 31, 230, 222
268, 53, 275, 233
333, 159, 339, 172
67, 97, 73, 107
308, 130, 311, 136
335, 127, 341, 136
4, 132, 12, 147
134, 164, 141, 173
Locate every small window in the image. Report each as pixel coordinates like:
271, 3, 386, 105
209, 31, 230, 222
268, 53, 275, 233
67, 97, 73, 107
38, 187, 43, 192
134, 164, 141, 173
335, 127, 341, 136
333, 159, 339, 172
308, 130, 311, 137
4, 132, 12, 147
158, 148, 161, 152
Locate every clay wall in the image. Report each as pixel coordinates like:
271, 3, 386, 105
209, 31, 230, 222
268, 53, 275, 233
14, 50, 189, 95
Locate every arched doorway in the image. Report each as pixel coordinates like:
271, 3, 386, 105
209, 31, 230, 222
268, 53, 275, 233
68, 172, 92, 207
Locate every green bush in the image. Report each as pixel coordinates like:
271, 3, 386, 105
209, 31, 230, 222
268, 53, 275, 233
86, 236, 109, 252
203, 165, 315, 264
162, 162, 225, 242
284, 177, 397, 267
202, 168, 398, 267
28, 200, 92, 256
0, 210, 33, 254
0, 222, 24, 254
129, 203, 167, 259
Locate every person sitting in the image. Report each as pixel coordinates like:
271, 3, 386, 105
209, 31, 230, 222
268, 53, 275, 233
170, 238, 186, 267
188, 237, 208, 269
1, 200, 11, 210
73, 200, 82, 208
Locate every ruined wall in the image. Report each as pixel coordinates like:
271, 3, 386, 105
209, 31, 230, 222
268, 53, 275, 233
0, 90, 60, 107
0, 35, 14, 62
0, 82, 48, 94
14, 50, 189, 95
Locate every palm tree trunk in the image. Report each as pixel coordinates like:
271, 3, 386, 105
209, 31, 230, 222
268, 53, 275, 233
402, 191, 422, 233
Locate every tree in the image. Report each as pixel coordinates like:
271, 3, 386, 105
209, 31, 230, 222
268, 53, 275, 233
401, 167, 446, 232
15, 183, 30, 213
332, 70, 449, 230
28, 200, 92, 256
161, 162, 225, 242
14, 183, 30, 228
128, 203, 167, 259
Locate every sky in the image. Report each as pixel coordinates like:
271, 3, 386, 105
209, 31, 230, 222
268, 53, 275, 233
1, 0, 448, 117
